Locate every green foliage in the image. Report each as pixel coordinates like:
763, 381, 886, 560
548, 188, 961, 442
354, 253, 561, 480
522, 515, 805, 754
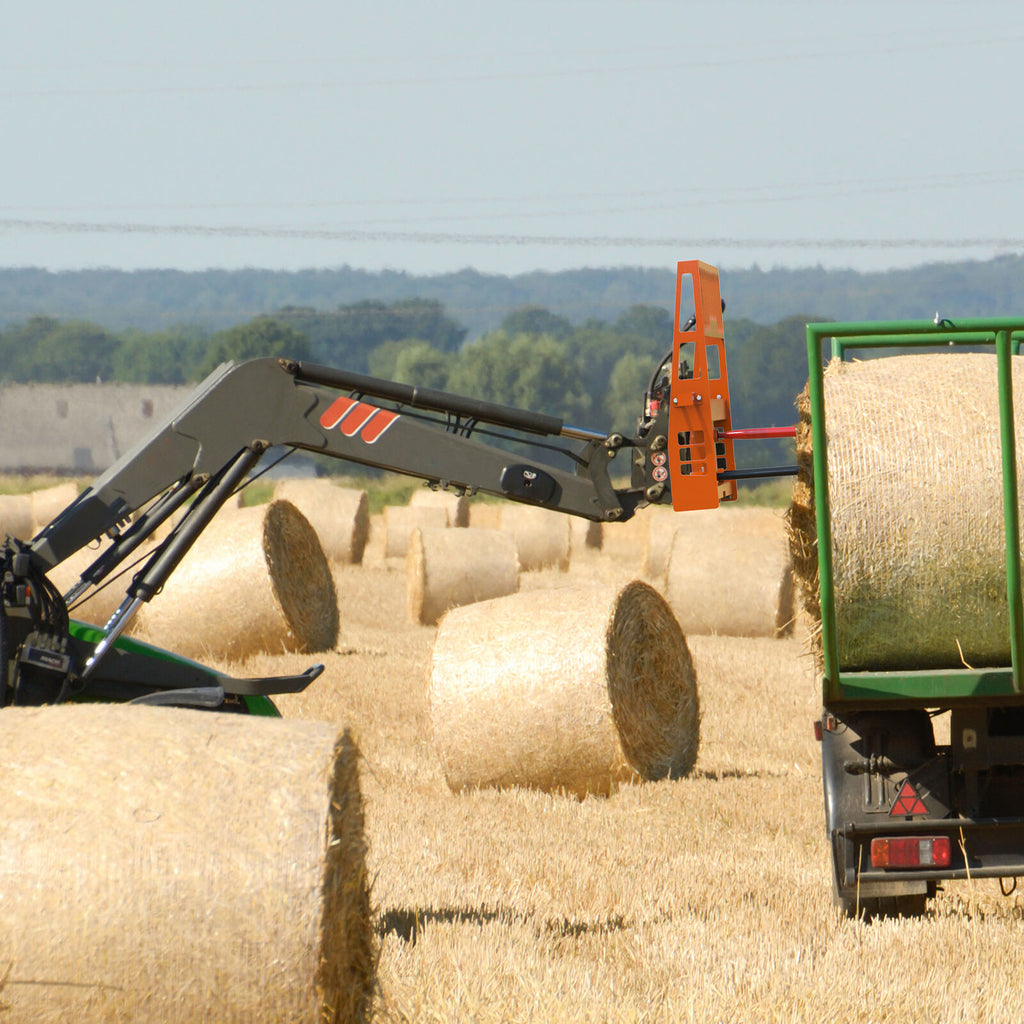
605, 352, 653, 432
113, 325, 208, 384
614, 304, 674, 348
194, 316, 311, 378
500, 306, 573, 339
448, 330, 590, 423
0, 317, 122, 382
275, 297, 466, 373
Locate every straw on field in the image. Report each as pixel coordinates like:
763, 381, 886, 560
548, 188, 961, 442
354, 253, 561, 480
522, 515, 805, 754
663, 507, 795, 637
409, 488, 470, 527
274, 478, 370, 564
135, 500, 339, 661
789, 352, 1024, 670
0, 703, 373, 1024
499, 504, 571, 572
0, 494, 33, 541
30, 481, 79, 534
383, 504, 449, 558
429, 581, 699, 798
407, 526, 519, 625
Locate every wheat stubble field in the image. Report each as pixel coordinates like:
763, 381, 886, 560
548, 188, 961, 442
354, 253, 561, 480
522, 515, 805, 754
215, 505, 1024, 1023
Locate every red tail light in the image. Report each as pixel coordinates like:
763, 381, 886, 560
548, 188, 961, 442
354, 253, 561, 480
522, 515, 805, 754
871, 836, 951, 869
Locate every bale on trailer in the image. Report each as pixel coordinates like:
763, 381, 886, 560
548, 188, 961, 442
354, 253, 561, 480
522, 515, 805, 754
663, 507, 794, 638
499, 504, 571, 572
429, 581, 699, 798
135, 500, 338, 661
789, 352, 1024, 670
407, 526, 519, 625
382, 504, 449, 559
0, 703, 373, 1024
274, 478, 370, 564
409, 487, 470, 527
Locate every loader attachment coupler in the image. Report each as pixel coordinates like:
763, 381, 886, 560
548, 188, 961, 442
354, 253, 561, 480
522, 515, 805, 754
668, 261, 737, 511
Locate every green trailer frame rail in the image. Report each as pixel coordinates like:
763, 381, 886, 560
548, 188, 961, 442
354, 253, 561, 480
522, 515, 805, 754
805, 318, 1024, 706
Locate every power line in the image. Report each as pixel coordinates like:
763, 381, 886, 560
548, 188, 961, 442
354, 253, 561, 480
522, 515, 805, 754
1, 217, 1021, 250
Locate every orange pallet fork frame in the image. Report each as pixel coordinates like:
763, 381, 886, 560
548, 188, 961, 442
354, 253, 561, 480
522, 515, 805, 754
667, 260, 737, 511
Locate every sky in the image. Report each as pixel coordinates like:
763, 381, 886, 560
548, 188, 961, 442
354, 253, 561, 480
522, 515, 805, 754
1, 0, 1022, 278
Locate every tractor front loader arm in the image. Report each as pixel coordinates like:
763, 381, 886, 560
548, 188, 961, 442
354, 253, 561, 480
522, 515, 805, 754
31, 356, 633, 574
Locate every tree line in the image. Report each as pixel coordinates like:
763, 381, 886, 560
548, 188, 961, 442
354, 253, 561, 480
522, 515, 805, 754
0, 297, 808, 465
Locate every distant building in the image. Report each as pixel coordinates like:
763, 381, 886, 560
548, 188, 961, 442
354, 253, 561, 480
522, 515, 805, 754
0, 383, 188, 475
0, 382, 325, 479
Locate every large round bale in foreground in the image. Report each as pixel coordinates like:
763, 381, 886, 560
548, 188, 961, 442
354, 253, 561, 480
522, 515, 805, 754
0, 703, 373, 1024
664, 509, 794, 638
135, 500, 339, 661
429, 581, 699, 797
383, 504, 449, 558
275, 478, 370, 564
790, 352, 1024, 670
30, 481, 79, 533
409, 487, 470, 527
0, 493, 33, 540
499, 504, 571, 572
407, 526, 519, 625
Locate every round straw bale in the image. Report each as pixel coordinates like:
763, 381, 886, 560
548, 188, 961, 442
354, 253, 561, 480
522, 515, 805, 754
134, 500, 338, 661
30, 481, 79, 533
467, 501, 503, 530
0, 493, 33, 540
789, 352, 1024, 670
640, 505, 686, 578
600, 510, 649, 567
383, 504, 449, 558
664, 512, 794, 637
274, 478, 370, 563
570, 515, 603, 553
407, 526, 519, 625
47, 539, 132, 627
499, 504, 571, 572
409, 487, 470, 527
0, 703, 373, 1024
429, 581, 699, 797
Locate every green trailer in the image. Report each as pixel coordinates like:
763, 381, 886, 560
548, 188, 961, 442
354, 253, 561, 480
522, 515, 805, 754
805, 317, 1024, 917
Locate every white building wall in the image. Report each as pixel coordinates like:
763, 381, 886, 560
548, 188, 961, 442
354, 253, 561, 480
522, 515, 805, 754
0, 383, 189, 474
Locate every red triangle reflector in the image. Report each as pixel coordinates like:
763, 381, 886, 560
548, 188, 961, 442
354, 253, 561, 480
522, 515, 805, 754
890, 779, 928, 817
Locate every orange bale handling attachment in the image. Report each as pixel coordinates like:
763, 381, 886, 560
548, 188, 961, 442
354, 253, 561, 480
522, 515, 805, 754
668, 260, 796, 512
